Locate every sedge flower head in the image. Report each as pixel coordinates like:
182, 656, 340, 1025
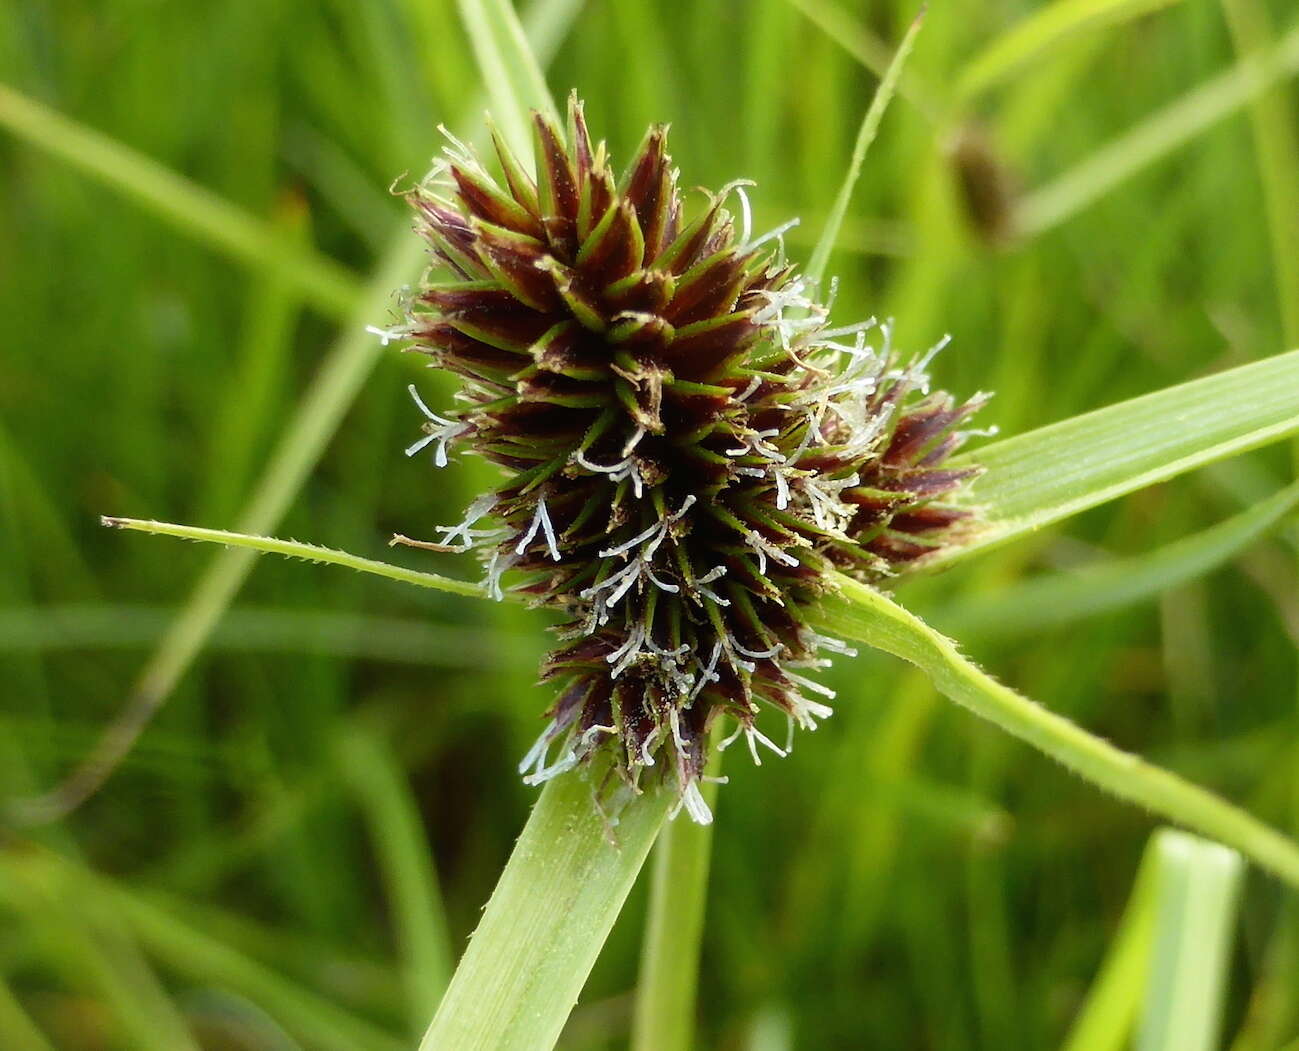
386, 94, 989, 823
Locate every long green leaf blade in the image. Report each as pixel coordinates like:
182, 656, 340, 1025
805, 9, 924, 287
943, 479, 1299, 638
931, 348, 1299, 568
1137, 831, 1243, 1051
956, 0, 1181, 101
1060, 837, 1160, 1051
1017, 21, 1299, 236
9, 0, 583, 825
420, 773, 670, 1051
814, 575, 1299, 888
335, 729, 454, 1036
457, 0, 562, 157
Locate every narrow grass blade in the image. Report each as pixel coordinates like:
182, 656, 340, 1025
1226, 908, 1299, 1051
2, 236, 426, 826
0, 83, 361, 319
199, 193, 309, 524
96, 518, 484, 599
1137, 830, 1244, 1051
0, 604, 534, 667
0, 858, 202, 1051
785, 0, 942, 123
2, 848, 406, 1051
931, 348, 1299, 569
4, 0, 583, 826
944, 479, 1299, 639
786, 0, 895, 80
783, 675, 944, 955
420, 772, 670, 1051
1221, 0, 1299, 345
0, 975, 55, 1051
457, 0, 561, 157
1059, 838, 1158, 1051
814, 575, 1299, 888
1016, 21, 1299, 235
630, 730, 723, 1051
956, 0, 1181, 101
100, 882, 406, 1051
335, 728, 453, 1036
0, 417, 98, 597
805, 8, 924, 288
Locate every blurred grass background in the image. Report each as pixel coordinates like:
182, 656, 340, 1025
2, 0, 1299, 1047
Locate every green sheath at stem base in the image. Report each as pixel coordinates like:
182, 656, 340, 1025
419, 770, 670, 1051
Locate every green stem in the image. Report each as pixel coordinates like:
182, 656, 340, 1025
804, 6, 925, 286
816, 576, 1299, 888
630, 729, 723, 1051
420, 772, 670, 1051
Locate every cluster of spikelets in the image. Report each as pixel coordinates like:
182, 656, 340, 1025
386, 94, 988, 823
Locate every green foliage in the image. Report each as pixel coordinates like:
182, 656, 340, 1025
420, 771, 669, 1051
945, 479, 1299, 638
806, 7, 924, 285
1061, 829, 1244, 1051
818, 578, 1299, 885
934, 348, 1299, 567
4, 0, 1299, 1048
1137, 831, 1243, 1051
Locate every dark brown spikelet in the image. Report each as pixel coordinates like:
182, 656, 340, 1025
949, 124, 1019, 247
390, 94, 989, 822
